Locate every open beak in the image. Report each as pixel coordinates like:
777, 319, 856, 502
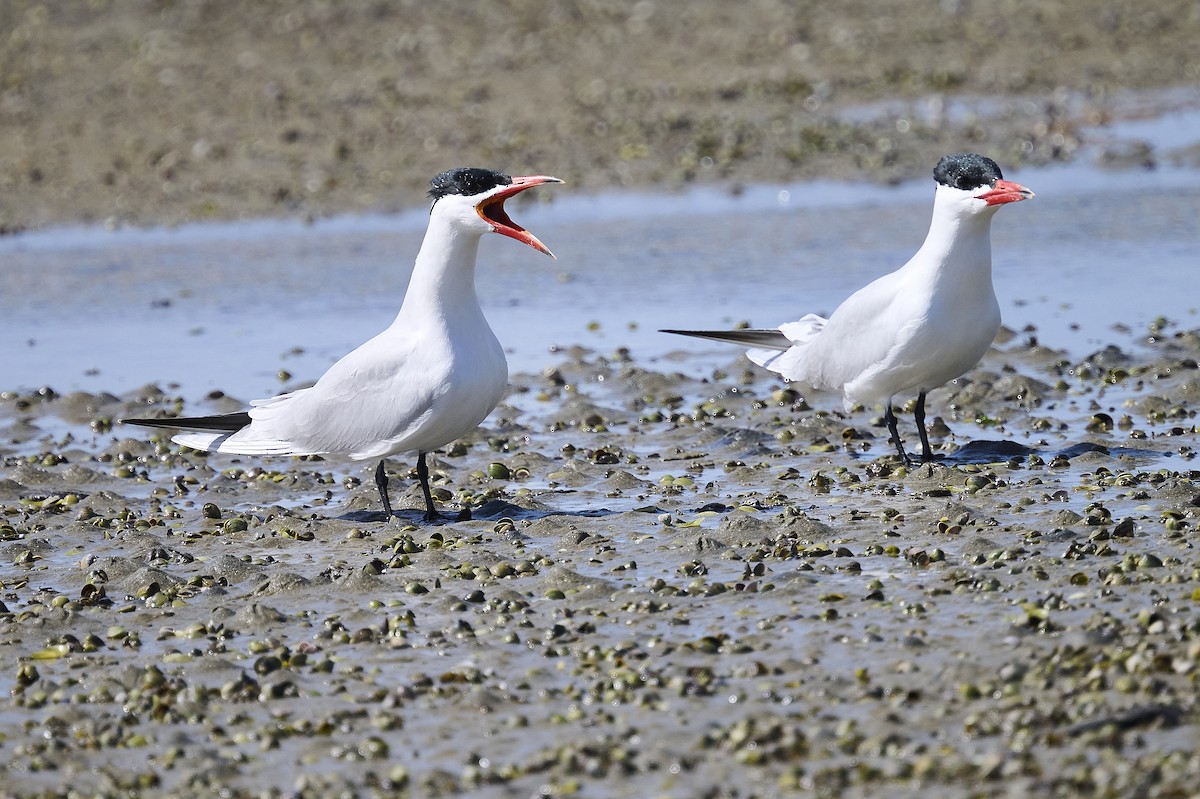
477, 175, 563, 258
976, 179, 1035, 206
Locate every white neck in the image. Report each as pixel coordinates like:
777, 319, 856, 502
396, 219, 486, 328
910, 191, 998, 288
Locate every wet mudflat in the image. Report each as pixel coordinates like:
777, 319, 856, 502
3, 2, 1200, 793
4, 1, 1199, 232
2, 158, 1200, 797
2, 311, 1200, 798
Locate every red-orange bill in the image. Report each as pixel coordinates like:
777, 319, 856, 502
477, 175, 563, 257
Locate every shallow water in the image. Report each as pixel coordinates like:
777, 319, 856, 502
2, 159, 1198, 400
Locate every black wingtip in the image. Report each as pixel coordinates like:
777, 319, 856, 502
122, 411, 251, 433
661, 328, 735, 338
660, 328, 794, 350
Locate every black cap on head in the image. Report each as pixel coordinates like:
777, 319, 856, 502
933, 153, 1004, 191
428, 167, 512, 201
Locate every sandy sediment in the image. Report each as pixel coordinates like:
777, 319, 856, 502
2, 0, 1199, 230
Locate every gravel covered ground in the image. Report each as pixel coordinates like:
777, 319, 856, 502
2, 320, 1199, 797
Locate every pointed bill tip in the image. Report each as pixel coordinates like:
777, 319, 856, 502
477, 173, 561, 256
496, 225, 557, 258
531, 236, 557, 259
977, 179, 1035, 206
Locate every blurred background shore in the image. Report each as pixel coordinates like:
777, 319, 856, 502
2, 0, 1198, 231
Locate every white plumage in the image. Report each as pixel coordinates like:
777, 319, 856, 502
665, 153, 1033, 462
126, 167, 562, 520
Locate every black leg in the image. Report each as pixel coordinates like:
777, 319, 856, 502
416, 452, 440, 522
914, 391, 935, 462
883, 403, 910, 463
374, 459, 393, 517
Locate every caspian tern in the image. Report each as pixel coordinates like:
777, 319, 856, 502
663, 152, 1033, 464
125, 167, 562, 520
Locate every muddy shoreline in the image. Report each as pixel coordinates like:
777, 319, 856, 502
3, 3, 1200, 796
3, 0, 1200, 231
2, 320, 1199, 797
